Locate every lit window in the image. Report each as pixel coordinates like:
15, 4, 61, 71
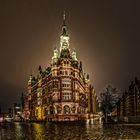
38, 98, 42, 105
62, 79, 71, 88
62, 92, 71, 100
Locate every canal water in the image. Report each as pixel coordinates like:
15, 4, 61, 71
0, 122, 140, 140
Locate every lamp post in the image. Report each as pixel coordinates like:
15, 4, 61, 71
0, 105, 3, 140
0, 116, 3, 140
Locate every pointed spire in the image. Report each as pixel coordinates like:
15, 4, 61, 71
28, 74, 33, 85
63, 11, 66, 26
60, 12, 70, 53
62, 11, 68, 36
72, 50, 78, 61
52, 48, 58, 59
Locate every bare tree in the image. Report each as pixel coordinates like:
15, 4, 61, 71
99, 85, 121, 123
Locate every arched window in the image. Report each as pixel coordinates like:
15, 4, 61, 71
50, 106, 54, 114
44, 108, 49, 115
63, 105, 70, 114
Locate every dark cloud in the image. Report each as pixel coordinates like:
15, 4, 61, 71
0, 0, 140, 112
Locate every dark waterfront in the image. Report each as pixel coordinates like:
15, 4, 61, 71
0, 122, 140, 140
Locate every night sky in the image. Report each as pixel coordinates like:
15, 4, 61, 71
0, 0, 140, 112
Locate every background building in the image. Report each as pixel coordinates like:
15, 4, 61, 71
112, 77, 140, 123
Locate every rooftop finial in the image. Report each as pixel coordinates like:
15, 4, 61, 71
63, 11, 66, 26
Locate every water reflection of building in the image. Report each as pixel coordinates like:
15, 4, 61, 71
112, 77, 140, 122
23, 13, 99, 121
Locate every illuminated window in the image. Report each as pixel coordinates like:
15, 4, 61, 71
62, 79, 71, 88
62, 84, 70, 88
37, 98, 42, 105
62, 92, 71, 100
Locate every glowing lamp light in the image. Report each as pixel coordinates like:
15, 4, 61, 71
0, 117, 3, 122
17, 111, 21, 114
15, 106, 20, 109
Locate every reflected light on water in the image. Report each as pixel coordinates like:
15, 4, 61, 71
1, 122, 140, 140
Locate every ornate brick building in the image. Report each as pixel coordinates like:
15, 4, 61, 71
23, 14, 99, 121
112, 77, 140, 122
